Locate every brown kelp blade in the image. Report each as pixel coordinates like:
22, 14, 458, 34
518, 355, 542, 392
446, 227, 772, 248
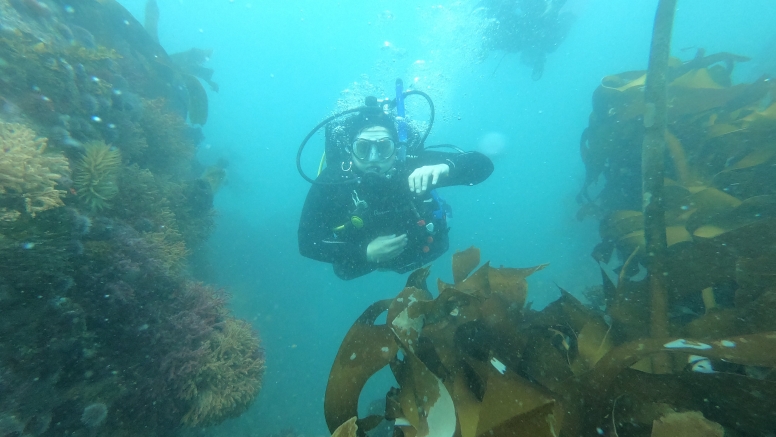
183, 74, 208, 125
405, 265, 431, 291
331, 417, 358, 437
324, 300, 398, 434
651, 411, 724, 437
452, 246, 480, 283
587, 332, 776, 390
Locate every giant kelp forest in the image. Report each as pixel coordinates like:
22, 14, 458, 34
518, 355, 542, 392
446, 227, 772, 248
322, 15, 776, 437
0, 0, 263, 436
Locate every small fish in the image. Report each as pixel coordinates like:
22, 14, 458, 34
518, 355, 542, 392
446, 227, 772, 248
18, 0, 52, 17
59, 58, 75, 79
81, 93, 99, 113
74, 63, 87, 81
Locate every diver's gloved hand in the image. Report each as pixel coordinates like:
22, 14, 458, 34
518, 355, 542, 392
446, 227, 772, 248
408, 164, 449, 194
367, 234, 408, 263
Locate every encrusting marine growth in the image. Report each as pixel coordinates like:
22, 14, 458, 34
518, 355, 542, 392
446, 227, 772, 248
180, 318, 266, 427
0, 121, 69, 219
0, 0, 261, 435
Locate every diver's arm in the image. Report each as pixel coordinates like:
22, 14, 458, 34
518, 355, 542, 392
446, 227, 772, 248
413, 150, 494, 187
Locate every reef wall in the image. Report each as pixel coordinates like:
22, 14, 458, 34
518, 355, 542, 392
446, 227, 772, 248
0, 0, 263, 435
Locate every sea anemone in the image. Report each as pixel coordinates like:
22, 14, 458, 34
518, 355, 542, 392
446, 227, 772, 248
73, 141, 121, 211
80, 403, 108, 428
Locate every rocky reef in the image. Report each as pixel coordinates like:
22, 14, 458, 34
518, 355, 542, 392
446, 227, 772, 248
0, 0, 263, 435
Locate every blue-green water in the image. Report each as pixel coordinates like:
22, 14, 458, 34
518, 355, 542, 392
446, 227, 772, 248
111, 1, 776, 435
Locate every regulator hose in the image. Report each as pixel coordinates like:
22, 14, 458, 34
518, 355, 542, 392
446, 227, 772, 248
296, 106, 364, 185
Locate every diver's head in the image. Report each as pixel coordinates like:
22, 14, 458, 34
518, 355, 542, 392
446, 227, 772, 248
346, 105, 399, 176
350, 126, 397, 176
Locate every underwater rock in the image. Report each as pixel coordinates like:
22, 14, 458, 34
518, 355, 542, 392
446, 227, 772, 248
86, 216, 115, 240
24, 412, 51, 436
0, 413, 25, 436
66, 116, 99, 141
69, 24, 97, 49
186, 178, 214, 213
0, 366, 61, 437
111, 88, 143, 116
132, 216, 155, 232
182, 124, 204, 145
48, 125, 82, 149
199, 159, 227, 191
67, 207, 92, 236
80, 92, 100, 113
0, 0, 252, 434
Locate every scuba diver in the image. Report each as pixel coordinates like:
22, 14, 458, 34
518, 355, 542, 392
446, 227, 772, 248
296, 81, 494, 280
483, 0, 573, 80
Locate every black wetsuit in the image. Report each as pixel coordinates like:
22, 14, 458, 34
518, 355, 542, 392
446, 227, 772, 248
298, 151, 493, 280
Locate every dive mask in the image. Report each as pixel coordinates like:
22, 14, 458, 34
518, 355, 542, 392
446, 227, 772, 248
352, 138, 396, 161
